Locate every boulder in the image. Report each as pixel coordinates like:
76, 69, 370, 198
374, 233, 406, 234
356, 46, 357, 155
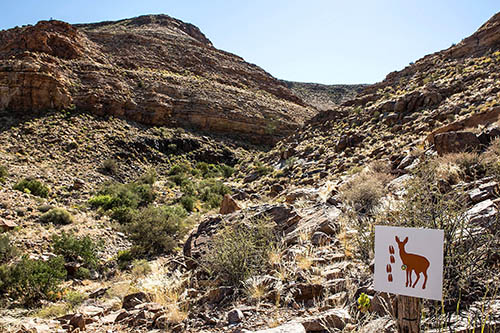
466, 199, 498, 230
299, 308, 352, 331
227, 308, 245, 324
433, 131, 481, 155
69, 314, 86, 331
122, 292, 150, 310
220, 194, 241, 214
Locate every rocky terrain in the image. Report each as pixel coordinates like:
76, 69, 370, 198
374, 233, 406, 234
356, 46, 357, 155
0, 15, 316, 144
0, 11, 499, 333
281, 81, 366, 111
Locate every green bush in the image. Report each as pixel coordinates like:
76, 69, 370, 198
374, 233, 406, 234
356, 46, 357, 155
125, 205, 191, 256
13, 178, 50, 198
64, 290, 87, 309
169, 162, 192, 176
0, 234, 16, 263
180, 195, 195, 212
203, 217, 276, 286
40, 208, 74, 225
198, 179, 230, 209
52, 232, 101, 269
117, 249, 133, 270
4, 256, 67, 306
130, 259, 152, 278
88, 175, 156, 223
0, 165, 7, 183
195, 162, 234, 179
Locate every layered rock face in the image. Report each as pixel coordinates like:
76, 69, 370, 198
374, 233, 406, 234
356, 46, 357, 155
0, 15, 315, 143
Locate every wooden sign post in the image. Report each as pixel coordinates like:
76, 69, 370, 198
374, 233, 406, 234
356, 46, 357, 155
374, 226, 444, 333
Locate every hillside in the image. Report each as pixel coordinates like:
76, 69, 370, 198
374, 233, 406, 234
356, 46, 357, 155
0, 11, 499, 333
0, 15, 315, 144
281, 81, 366, 110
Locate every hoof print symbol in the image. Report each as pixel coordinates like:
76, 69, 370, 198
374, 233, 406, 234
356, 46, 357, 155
388, 274, 393, 282
390, 255, 395, 264
395, 236, 430, 290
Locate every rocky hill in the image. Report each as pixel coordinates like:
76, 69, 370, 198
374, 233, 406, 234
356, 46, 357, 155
0, 11, 499, 333
0, 15, 315, 144
281, 81, 366, 110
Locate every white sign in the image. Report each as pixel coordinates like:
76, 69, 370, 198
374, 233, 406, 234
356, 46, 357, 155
374, 225, 444, 300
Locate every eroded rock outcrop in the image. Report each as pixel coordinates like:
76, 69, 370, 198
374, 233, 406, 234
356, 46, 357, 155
0, 15, 315, 144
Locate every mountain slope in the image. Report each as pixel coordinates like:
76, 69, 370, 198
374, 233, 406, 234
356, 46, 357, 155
0, 15, 315, 144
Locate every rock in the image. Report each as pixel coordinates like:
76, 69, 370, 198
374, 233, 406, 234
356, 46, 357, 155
322, 268, 343, 280
300, 308, 352, 331
285, 188, 319, 204
468, 181, 498, 203
227, 309, 245, 324
89, 287, 109, 299
360, 317, 395, 333
466, 199, 498, 229
220, 194, 241, 214
311, 231, 330, 246
433, 131, 481, 155
80, 305, 105, 317
122, 292, 150, 310
206, 286, 234, 304
239, 323, 306, 333
293, 283, 324, 301
69, 314, 85, 331
114, 310, 131, 323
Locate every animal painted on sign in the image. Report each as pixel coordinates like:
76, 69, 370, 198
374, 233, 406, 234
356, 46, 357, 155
395, 236, 430, 289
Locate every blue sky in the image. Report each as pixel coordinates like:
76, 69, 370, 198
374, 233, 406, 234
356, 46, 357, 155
1, 1, 498, 84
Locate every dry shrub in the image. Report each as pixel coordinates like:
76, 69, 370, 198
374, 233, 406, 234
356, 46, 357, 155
339, 169, 392, 215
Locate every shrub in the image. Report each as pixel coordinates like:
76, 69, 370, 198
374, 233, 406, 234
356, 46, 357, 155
40, 208, 74, 225
0, 165, 7, 183
339, 172, 387, 215
130, 259, 152, 278
180, 195, 195, 212
169, 162, 192, 176
198, 179, 230, 209
203, 217, 276, 286
52, 232, 101, 269
0, 234, 15, 264
125, 205, 191, 256
117, 249, 133, 270
64, 290, 87, 309
6, 256, 67, 306
88, 176, 156, 223
13, 178, 50, 198
102, 158, 118, 174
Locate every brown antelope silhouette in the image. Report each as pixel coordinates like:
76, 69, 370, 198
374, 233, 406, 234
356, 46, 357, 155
395, 236, 430, 289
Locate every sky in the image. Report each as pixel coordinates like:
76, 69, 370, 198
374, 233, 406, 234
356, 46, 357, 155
0, 1, 498, 84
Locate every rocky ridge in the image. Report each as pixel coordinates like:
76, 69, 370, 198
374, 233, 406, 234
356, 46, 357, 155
0, 15, 316, 144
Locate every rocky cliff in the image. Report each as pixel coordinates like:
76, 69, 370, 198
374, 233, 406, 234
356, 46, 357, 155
0, 15, 315, 144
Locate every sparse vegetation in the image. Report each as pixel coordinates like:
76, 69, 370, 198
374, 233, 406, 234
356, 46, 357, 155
13, 178, 50, 198
125, 205, 191, 256
203, 217, 277, 286
0, 165, 7, 183
0, 256, 66, 307
52, 232, 101, 269
40, 208, 74, 225
102, 158, 118, 174
0, 234, 15, 264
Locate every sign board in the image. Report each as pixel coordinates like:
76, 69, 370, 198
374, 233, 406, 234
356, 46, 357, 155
374, 225, 444, 300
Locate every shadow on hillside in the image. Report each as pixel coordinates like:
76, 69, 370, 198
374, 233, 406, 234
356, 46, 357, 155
0, 109, 273, 153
